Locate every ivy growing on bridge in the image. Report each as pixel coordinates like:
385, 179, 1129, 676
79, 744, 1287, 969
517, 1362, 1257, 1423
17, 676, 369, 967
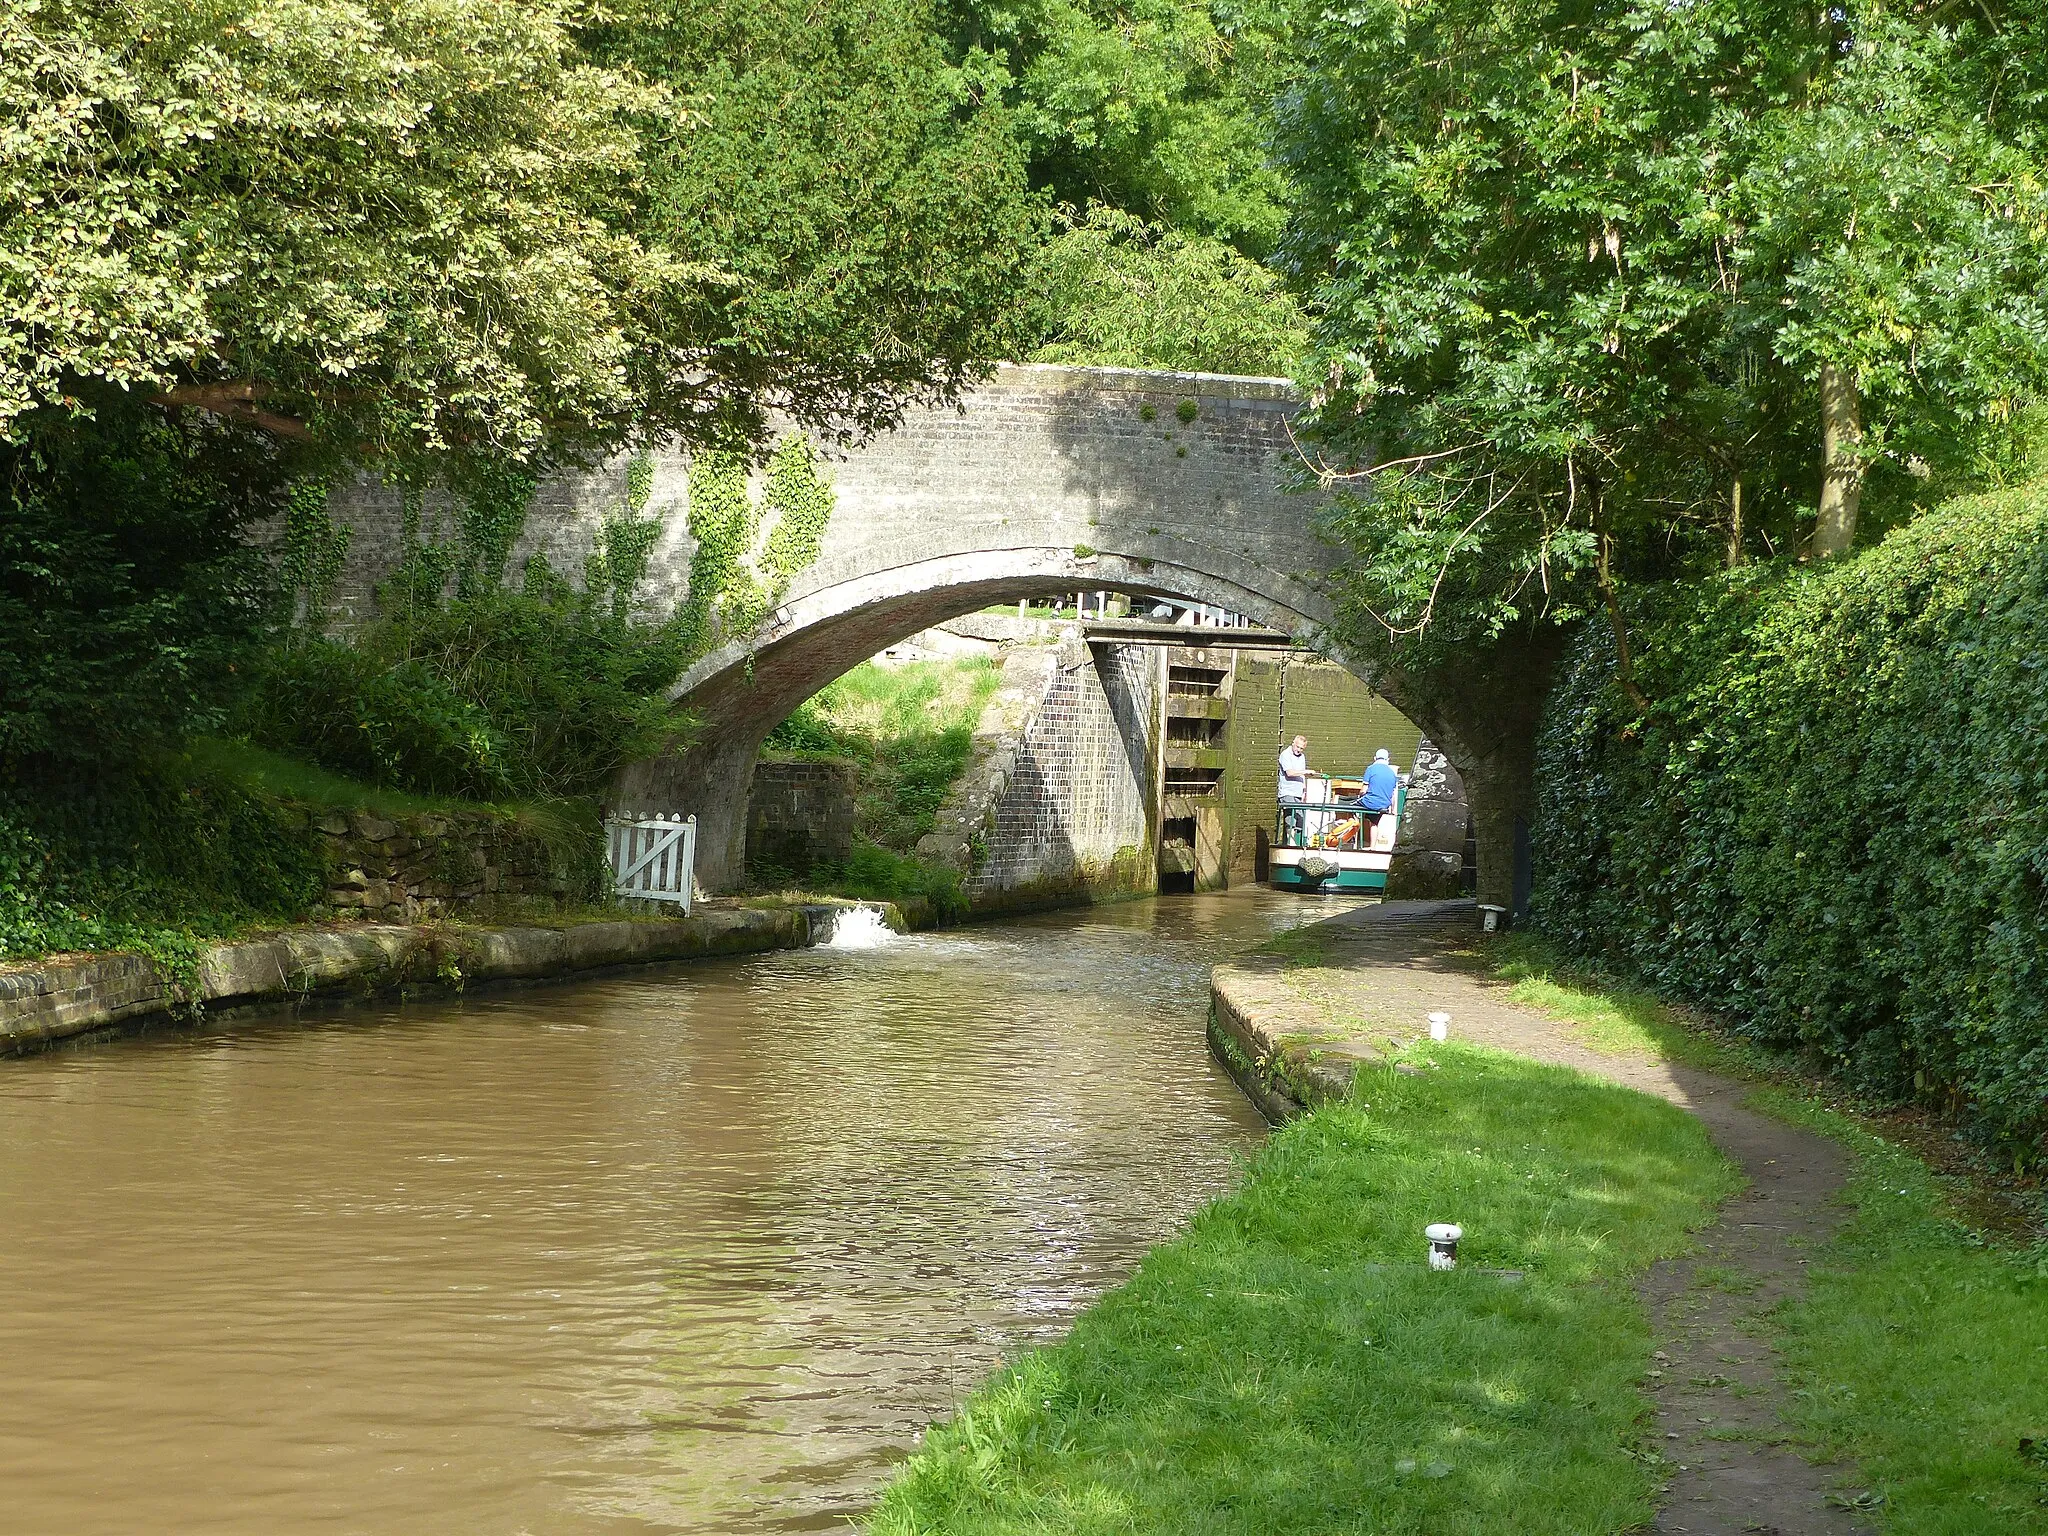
676, 434, 836, 656
274, 478, 351, 634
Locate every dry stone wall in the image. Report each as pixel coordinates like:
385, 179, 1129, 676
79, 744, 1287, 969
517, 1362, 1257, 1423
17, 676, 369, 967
303, 807, 565, 922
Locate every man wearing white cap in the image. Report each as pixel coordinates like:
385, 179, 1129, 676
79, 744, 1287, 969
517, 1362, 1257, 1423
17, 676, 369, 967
1361, 747, 1399, 818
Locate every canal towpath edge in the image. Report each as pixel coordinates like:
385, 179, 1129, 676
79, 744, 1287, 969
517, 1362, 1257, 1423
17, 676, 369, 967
1209, 898, 1874, 1536
0, 898, 931, 1056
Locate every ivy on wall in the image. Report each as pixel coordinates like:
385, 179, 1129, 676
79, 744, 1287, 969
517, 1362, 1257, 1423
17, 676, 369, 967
584, 451, 663, 621
677, 449, 758, 651
275, 477, 351, 632
759, 435, 834, 586
454, 460, 542, 598
675, 433, 836, 656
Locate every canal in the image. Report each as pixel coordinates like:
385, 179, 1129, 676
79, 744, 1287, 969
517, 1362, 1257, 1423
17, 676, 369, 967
0, 892, 1348, 1535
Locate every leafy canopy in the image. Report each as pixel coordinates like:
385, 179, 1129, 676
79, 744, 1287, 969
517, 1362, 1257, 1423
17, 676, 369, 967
3, 0, 1044, 462
1027, 205, 1308, 375
3, 0, 677, 458
950, 0, 1302, 255
1277, 0, 2048, 670
592, 0, 1044, 447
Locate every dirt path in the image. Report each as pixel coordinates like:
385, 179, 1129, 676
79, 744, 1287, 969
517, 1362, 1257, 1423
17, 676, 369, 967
1223, 900, 1873, 1535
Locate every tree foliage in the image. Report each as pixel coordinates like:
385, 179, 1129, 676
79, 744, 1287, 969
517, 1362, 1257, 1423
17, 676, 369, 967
3, 0, 674, 458
0, 394, 285, 764
1027, 205, 1308, 374
2, 0, 1044, 463
950, 0, 1301, 255
594, 0, 1044, 447
1279, 0, 2048, 671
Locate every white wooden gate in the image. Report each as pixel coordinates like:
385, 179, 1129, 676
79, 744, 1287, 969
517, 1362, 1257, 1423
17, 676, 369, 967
606, 813, 696, 912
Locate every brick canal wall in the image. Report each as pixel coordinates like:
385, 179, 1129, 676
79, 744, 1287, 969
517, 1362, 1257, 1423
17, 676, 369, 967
963, 636, 1157, 908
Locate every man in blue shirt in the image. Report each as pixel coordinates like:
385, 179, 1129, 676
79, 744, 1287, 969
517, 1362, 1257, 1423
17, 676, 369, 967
1361, 748, 1400, 817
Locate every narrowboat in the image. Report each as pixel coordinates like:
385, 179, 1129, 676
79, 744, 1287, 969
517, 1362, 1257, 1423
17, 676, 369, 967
1268, 771, 1406, 894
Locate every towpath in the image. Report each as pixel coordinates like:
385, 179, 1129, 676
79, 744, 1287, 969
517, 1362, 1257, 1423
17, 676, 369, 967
1211, 899, 1870, 1536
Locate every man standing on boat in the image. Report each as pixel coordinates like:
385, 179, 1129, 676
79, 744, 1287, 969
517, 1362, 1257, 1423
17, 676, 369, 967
1277, 735, 1310, 845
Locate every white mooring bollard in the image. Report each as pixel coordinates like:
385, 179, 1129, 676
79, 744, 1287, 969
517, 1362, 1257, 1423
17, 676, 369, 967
1425, 1223, 1462, 1271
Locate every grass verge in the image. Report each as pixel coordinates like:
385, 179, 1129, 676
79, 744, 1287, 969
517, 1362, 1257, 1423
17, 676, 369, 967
182, 737, 512, 818
868, 1044, 1736, 1534
1490, 936, 2048, 1534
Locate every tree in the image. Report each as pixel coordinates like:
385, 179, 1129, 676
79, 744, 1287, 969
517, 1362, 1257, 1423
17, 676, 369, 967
2, 0, 1044, 464
0, 393, 285, 764
948, 0, 1302, 256
1274, 0, 2048, 907
1735, 7, 2048, 555
1025, 205, 1309, 374
591, 0, 1044, 448
4, 0, 664, 459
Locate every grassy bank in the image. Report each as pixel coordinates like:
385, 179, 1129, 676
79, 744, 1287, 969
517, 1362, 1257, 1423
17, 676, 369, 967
869, 1044, 1735, 1534
1495, 940, 2048, 1533
757, 657, 1000, 910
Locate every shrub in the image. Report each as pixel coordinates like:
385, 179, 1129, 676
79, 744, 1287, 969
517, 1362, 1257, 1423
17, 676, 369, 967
238, 587, 687, 802
0, 397, 287, 766
0, 758, 324, 963
1532, 482, 2048, 1159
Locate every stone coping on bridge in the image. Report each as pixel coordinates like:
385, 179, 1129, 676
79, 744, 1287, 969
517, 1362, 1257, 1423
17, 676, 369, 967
0, 903, 918, 1057
987, 362, 1297, 399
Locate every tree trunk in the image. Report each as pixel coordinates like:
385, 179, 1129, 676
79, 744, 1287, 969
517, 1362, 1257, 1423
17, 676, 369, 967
1727, 476, 1744, 568
1815, 362, 1863, 558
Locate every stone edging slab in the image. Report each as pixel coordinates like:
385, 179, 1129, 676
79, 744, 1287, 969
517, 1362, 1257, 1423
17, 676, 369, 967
1208, 899, 1480, 1122
0, 903, 896, 1056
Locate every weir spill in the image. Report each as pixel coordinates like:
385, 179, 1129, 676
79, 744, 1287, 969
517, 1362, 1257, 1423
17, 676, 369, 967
0, 892, 1353, 1535
819, 905, 895, 950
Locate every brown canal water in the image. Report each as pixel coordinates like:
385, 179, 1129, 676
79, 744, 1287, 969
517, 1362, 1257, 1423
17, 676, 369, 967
0, 892, 1347, 1535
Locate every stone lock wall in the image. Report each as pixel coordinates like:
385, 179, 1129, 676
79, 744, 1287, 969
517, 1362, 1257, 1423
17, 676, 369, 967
305, 808, 565, 922
747, 758, 858, 876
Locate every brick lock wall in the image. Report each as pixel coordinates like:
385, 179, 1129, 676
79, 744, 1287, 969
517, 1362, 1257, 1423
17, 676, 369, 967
1279, 659, 1424, 781
1221, 654, 1283, 882
965, 641, 1158, 900
1219, 654, 1448, 885
747, 758, 858, 876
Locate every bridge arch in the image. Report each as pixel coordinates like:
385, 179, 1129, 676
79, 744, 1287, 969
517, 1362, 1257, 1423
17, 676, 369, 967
602, 363, 1366, 889
618, 539, 1355, 887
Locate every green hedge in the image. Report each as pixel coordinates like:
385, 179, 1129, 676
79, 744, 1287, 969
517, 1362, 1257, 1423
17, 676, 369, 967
1533, 483, 2048, 1159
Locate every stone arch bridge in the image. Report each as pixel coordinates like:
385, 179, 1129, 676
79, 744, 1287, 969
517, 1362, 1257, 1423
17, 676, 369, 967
322, 362, 1418, 892
609, 364, 1359, 886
